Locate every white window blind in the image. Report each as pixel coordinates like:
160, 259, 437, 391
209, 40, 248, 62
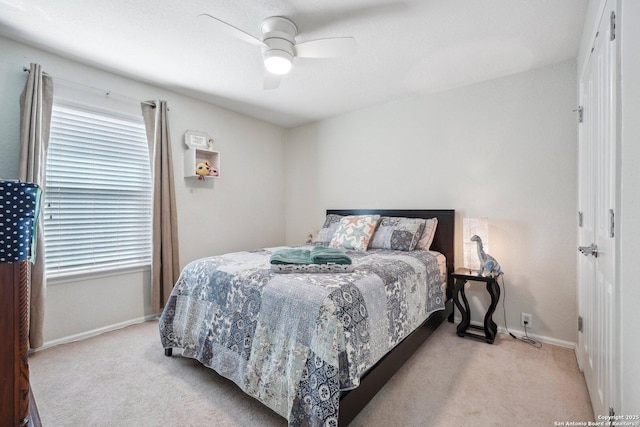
44, 102, 152, 278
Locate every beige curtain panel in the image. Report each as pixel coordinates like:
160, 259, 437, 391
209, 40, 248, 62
141, 101, 180, 312
18, 62, 54, 349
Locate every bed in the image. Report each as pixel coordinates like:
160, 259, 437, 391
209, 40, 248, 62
159, 209, 455, 426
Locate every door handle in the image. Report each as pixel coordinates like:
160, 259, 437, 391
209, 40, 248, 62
578, 243, 598, 258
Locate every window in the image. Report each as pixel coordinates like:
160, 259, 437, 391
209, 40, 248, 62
44, 102, 152, 278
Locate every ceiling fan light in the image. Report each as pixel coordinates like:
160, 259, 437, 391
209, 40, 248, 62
264, 50, 292, 75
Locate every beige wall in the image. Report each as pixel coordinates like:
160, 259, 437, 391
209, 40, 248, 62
285, 60, 578, 345
0, 36, 286, 345
0, 36, 584, 350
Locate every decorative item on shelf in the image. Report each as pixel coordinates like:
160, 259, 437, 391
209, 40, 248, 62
195, 161, 220, 180
184, 130, 209, 148
463, 217, 503, 277
195, 161, 211, 180
184, 130, 220, 180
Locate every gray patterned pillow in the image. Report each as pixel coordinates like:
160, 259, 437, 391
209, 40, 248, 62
369, 217, 426, 251
415, 217, 438, 251
312, 214, 344, 246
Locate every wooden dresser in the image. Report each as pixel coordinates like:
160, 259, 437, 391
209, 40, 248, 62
1, 180, 42, 426
0, 261, 40, 426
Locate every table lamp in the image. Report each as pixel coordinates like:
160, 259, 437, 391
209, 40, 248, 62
463, 217, 489, 274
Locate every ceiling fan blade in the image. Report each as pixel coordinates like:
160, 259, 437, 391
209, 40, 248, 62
198, 13, 265, 47
263, 72, 282, 90
294, 37, 356, 58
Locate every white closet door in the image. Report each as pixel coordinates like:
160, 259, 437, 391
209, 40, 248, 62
577, 0, 618, 418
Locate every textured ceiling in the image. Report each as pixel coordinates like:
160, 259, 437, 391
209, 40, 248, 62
0, 0, 588, 128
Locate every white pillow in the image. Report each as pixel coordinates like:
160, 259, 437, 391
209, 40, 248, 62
415, 217, 438, 250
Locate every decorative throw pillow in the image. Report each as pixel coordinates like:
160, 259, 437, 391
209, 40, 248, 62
415, 217, 439, 251
369, 217, 426, 251
329, 215, 380, 251
312, 214, 344, 246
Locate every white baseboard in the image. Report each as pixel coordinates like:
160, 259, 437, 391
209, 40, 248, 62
497, 326, 576, 349
37, 314, 577, 352
453, 316, 576, 349
36, 313, 160, 352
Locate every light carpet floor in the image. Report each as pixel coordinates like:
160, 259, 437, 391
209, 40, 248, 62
29, 320, 593, 426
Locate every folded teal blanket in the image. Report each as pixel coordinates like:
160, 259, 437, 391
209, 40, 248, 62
270, 248, 312, 265
269, 247, 353, 266
310, 246, 352, 265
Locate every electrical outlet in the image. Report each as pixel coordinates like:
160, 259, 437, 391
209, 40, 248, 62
521, 313, 532, 328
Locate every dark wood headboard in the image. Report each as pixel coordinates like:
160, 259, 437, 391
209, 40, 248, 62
329, 209, 455, 424
326, 209, 455, 281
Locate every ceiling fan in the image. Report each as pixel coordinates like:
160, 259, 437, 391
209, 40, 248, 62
199, 14, 356, 89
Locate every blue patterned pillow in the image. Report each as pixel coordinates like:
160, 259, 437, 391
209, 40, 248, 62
312, 214, 343, 246
369, 217, 426, 251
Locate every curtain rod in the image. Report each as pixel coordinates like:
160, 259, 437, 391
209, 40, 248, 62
23, 66, 158, 108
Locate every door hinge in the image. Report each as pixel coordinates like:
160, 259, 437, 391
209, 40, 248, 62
609, 209, 615, 238
575, 106, 584, 123
578, 211, 583, 227
610, 11, 616, 41
578, 315, 583, 332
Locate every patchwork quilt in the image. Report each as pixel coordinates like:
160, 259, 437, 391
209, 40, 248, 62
159, 246, 445, 427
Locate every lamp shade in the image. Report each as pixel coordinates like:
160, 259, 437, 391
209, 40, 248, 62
463, 217, 489, 272
264, 50, 293, 75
